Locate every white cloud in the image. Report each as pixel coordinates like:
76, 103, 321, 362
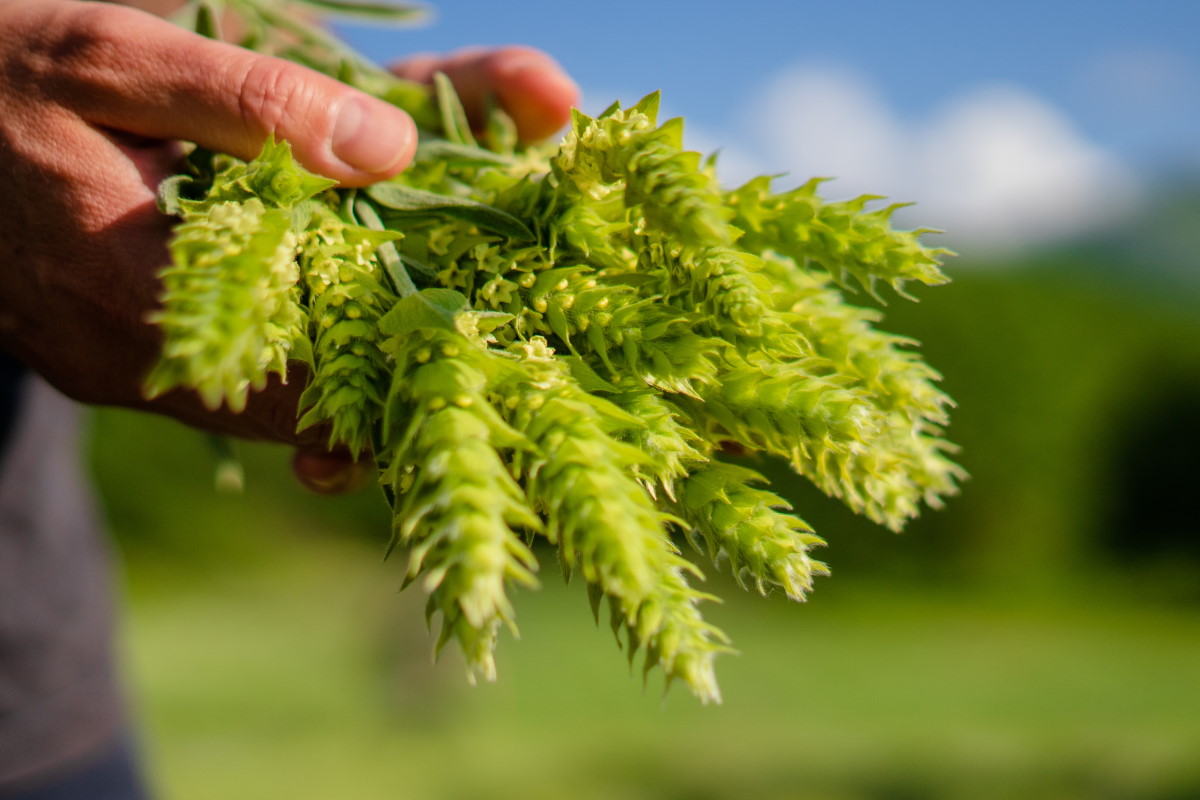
693, 65, 1140, 252
917, 86, 1138, 246
753, 66, 906, 197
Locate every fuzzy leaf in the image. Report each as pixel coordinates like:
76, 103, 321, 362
156, 174, 195, 216
415, 140, 513, 168
433, 71, 476, 147
377, 289, 469, 338
365, 184, 534, 240
194, 0, 221, 39
353, 198, 416, 296
286, 0, 428, 22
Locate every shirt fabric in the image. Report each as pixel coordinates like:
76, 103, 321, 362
0, 361, 126, 788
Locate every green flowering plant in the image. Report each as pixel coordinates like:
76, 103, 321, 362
149, 0, 964, 702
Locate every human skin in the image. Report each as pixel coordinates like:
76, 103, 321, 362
0, 0, 578, 492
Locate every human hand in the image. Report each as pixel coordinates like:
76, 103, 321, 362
391, 46, 579, 142
0, 0, 577, 493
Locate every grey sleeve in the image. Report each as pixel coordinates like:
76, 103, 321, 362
0, 375, 126, 788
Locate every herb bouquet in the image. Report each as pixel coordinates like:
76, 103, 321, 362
147, 0, 964, 702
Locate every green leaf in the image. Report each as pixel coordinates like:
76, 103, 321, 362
335, 58, 358, 85
569, 107, 594, 133
563, 356, 620, 393
659, 116, 685, 150
156, 174, 195, 216
353, 198, 417, 297
194, 0, 222, 39
365, 184, 534, 241
398, 253, 439, 284
414, 139, 513, 168
289, 331, 315, 370
419, 287, 471, 315
433, 71, 476, 146
473, 310, 514, 335
485, 96, 519, 154
285, 0, 429, 23
377, 81, 440, 131
376, 288, 469, 338
596, 100, 622, 119
632, 91, 661, 124
250, 136, 338, 207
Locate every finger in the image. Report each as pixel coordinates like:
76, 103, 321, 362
292, 447, 375, 495
392, 46, 579, 141
98, 129, 187, 195
33, 2, 416, 186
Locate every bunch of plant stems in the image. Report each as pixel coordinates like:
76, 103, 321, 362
147, 0, 964, 701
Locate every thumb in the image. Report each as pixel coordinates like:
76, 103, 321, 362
38, 2, 415, 186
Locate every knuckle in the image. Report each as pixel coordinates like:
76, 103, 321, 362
58, 3, 127, 46
234, 57, 320, 137
45, 5, 128, 80
3, 2, 139, 101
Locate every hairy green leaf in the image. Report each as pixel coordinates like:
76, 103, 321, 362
283, 0, 428, 22
365, 183, 534, 240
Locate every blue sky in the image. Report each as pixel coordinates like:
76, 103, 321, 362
338, 1, 1200, 248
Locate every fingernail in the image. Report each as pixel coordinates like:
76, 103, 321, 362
293, 448, 375, 495
332, 96, 416, 174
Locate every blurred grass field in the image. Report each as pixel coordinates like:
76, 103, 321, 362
119, 541, 1200, 800
90, 265, 1200, 800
